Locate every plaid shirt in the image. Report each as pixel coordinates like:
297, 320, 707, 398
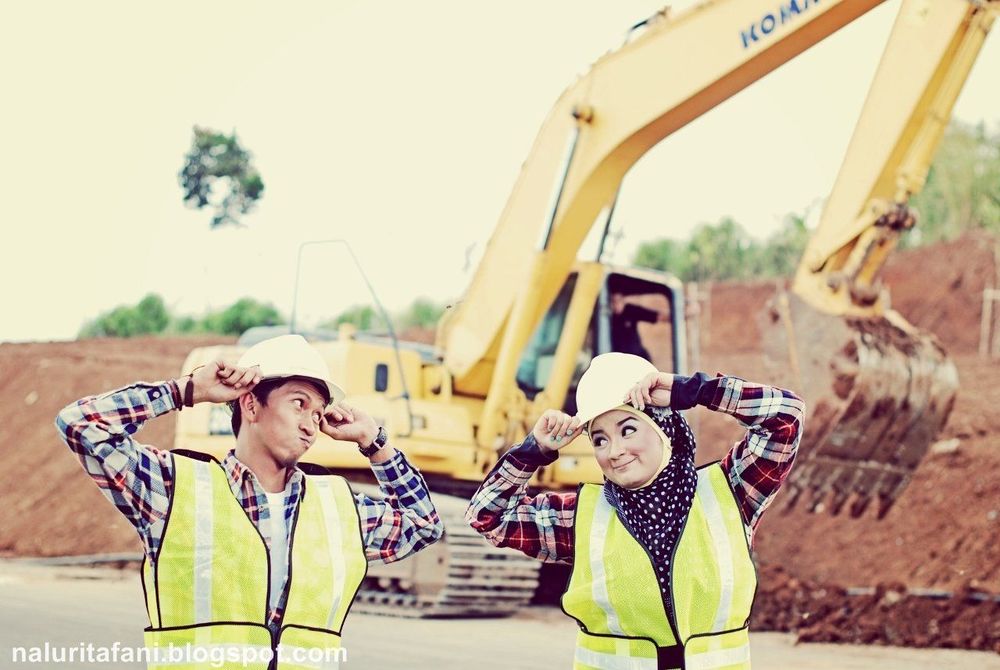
55, 379, 443, 627
464, 374, 805, 564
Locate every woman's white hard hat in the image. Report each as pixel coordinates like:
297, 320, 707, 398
575, 352, 658, 426
236, 334, 345, 404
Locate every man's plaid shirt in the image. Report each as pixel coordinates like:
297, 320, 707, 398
465, 373, 805, 563
55, 379, 443, 627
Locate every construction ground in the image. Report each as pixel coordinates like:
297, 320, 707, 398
1, 233, 999, 664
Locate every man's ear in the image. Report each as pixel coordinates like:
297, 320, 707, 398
240, 392, 258, 422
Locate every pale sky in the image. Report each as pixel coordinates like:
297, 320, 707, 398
2, 1, 998, 342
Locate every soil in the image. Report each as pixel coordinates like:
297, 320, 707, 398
0, 336, 232, 557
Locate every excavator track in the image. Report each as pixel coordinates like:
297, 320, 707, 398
762, 293, 959, 518
351, 492, 543, 618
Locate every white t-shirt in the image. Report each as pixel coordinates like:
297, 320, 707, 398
264, 491, 290, 614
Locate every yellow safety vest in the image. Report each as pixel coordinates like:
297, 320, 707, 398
141, 452, 367, 670
562, 463, 757, 670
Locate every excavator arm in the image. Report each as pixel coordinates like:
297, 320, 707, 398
766, 0, 997, 517
437, 0, 897, 445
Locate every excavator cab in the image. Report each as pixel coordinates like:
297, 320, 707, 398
515, 264, 687, 418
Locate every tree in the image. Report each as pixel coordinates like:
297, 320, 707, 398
756, 212, 810, 277
908, 120, 1000, 245
684, 217, 760, 281
79, 293, 170, 338
632, 214, 811, 282
179, 127, 264, 228
397, 298, 445, 330
200, 298, 284, 336
633, 238, 690, 278
323, 304, 379, 331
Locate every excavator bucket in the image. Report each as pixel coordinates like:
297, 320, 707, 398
761, 293, 958, 518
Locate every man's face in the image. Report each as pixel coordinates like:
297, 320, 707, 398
251, 380, 327, 468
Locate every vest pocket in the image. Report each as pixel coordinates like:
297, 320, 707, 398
143, 622, 273, 669
683, 625, 751, 670
574, 630, 662, 670
276, 624, 344, 670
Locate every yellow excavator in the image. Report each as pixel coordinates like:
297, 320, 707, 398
175, 0, 997, 616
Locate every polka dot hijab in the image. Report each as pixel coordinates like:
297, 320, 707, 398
605, 405, 698, 621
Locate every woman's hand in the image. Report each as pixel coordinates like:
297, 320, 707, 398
624, 372, 675, 411
531, 410, 584, 454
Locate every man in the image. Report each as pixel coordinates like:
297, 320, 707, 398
610, 292, 668, 360
56, 334, 443, 669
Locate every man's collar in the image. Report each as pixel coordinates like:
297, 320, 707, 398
223, 449, 304, 493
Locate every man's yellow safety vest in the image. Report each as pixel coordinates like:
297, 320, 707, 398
562, 463, 757, 670
141, 452, 367, 670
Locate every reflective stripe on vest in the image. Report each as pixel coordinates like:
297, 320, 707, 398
142, 454, 366, 669
563, 463, 756, 670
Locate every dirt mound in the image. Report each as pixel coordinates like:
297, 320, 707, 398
694, 232, 997, 357
686, 234, 1000, 597
752, 565, 1000, 652
0, 336, 233, 557
882, 232, 998, 354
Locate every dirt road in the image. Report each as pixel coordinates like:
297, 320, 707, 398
1, 563, 997, 669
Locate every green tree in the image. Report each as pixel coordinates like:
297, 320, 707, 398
632, 238, 690, 278
79, 293, 170, 338
200, 298, 284, 336
683, 217, 759, 281
323, 304, 378, 331
756, 212, 810, 277
397, 298, 445, 330
909, 120, 1000, 245
179, 127, 265, 228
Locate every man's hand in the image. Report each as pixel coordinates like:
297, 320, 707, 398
319, 401, 379, 447
532, 410, 584, 454
624, 371, 675, 411
183, 360, 262, 405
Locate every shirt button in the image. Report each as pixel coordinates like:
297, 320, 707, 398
152, 391, 160, 399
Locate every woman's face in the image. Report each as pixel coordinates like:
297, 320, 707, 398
589, 409, 668, 489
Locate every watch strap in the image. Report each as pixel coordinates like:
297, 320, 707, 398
359, 426, 387, 457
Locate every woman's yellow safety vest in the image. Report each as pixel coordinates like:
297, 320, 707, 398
562, 463, 757, 670
141, 453, 367, 670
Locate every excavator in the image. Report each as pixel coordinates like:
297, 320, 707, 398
175, 0, 997, 617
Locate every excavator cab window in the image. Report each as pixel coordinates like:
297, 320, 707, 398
561, 272, 678, 415
598, 272, 676, 369
516, 275, 581, 399
516, 270, 683, 416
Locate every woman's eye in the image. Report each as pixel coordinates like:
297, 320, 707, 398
593, 437, 607, 448
622, 425, 636, 437
312, 412, 322, 423
293, 399, 303, 409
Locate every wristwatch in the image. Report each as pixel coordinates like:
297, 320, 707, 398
359, 426, 388, 457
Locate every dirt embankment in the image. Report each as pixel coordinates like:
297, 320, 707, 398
688, 233, 1000, 595
0, 336, 232, 557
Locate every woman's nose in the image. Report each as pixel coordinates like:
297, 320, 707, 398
608, 439, 626, 459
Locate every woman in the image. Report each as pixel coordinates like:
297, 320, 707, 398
465, 353, 805, 670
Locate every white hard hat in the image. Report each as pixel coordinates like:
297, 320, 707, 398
236, 334, 345, 404
575, 353, 658, 427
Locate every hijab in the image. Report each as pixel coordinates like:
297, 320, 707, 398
602, 405, 698, 622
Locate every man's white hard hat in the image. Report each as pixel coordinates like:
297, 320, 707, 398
575, 352, 658, 427
236, 334, 345, 404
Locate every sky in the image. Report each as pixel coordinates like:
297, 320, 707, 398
2, 0, 998, 342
